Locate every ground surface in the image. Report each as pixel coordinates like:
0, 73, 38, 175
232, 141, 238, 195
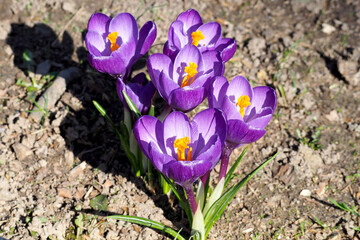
0, 0, 359, 239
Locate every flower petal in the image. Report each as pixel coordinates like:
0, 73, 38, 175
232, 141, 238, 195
149, 142, 175, 173
168, 20, 188, 49
147, 53, 173, 83
208, 76, 228, 108
195, 135, 222, 168
163, 111, 191, 158
137, 21, 157, 56
133, 115, 164, 158
88, 51, 126, 75
85, 31, 108, 56
87, 13, 110, 36
239, 127, 266, 144
191, 108, 227, 152
173, 45, 204, 84
163, 159, 212, 186
109, 13, 138, 44
250, 86, 277, 113
215, 38, 237, 62
226, 76, 253, 104
197, 22, 222, 48
226, 119, 250, 145
158, 71, 179, 102
247, 110, 273, 129
176, 9, 203, 34
168, 87, 205, 112
221, 95, 241, 120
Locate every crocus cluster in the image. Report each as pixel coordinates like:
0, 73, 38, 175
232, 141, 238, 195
86, 8, 277, 239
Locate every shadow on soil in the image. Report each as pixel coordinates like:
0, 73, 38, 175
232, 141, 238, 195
6, 22, 187, 235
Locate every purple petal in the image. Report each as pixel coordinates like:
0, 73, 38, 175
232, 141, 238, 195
163, 41, 177, 59
226, 119, 249, 145
137, 21, 157, 55
239, 127, 266, 144
163, 111, 191, 158
191, 108, 227, 149
163, 159, 212, 185
173, 45, 204, 84
226, 76, 254, 104
168, 87, 205, 112
168, 21, 188, 49
87, 13, 110, 36
221, 95, 242, 120
88, 51, 126, 75
149, 142, 175, 173
215, 38, 237, 62
147, 53, 173, 81
176, 9, 203, 34
85, 31, 107, 56
246, 111, 273, 129
250, 86, 277, 113
157, 71, 179, 102
195, 135, 222, 168
133, 115, 164, 158
109, 13, 138, 44
208, 76, 228, 108
116, 40, 136, 67
197, 22, 222, 48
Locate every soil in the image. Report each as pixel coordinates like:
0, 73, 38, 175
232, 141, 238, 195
0, 0, 359, 239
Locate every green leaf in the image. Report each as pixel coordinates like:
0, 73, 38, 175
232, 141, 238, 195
204, 152, 278, 238
93, 100, 107, 117
122, 90, 141, 118
160, 173, 192, 223
90, 194, 108, 211
225, 146, 248, 187
148, 105, 155, 116
108, 215, 186, 240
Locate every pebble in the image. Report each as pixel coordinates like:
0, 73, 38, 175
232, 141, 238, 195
62, 1, 77, 13
300, 189, 311, 197
57, 188, 72, 198
322, 23, 336, 34
12, 143, 33, 161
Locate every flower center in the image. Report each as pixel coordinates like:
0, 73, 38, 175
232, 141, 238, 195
191, 30, 205, 46
236, 95, 251, 118
107, 32, 120, 52
174, 137, 192, 161
181, 62, 198, 88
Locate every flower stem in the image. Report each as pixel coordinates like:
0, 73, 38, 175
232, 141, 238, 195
218, 142, 235, 181
184, 184, 197, 214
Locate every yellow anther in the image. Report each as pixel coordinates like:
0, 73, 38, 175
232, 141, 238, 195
181, 62, 198, 88
174, 137, 192, 161
191, 30, 205, 46
236, 95, 251, 118
107, 32, 120, 52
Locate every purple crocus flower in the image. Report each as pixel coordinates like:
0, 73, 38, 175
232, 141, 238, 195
116, 73, 156, 115
147, 44, 224, 112
85, 12, 156, 80
163, 9, 236, 62
133, 108, 227, 212
208, 75, 276, 179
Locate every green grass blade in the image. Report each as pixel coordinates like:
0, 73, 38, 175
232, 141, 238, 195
161, 174, 192, 223
224, 146, 249, 187
122, 90, 141, 118
108, 215, 186, 240
204, 152, 278, 237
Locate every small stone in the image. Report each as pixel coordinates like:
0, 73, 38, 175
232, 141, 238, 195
242, 228, 253, 233
300, 189, 311, 197
57, 188, 72, 198
325, 110, 339, 122
322, 23, 336, 34
62, 2, 77, 13
74, 186, 86, 200
12, 143, 33, 161
68, 161, 86, 181
316, 182, 327, 196
103, 180, 113, 189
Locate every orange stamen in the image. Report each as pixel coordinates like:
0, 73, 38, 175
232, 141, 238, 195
191, 30, 205, 46
181, 62, 198, 88
174, 137, 192, 161
236, 95, 251, 118
107, 32, 120, 52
